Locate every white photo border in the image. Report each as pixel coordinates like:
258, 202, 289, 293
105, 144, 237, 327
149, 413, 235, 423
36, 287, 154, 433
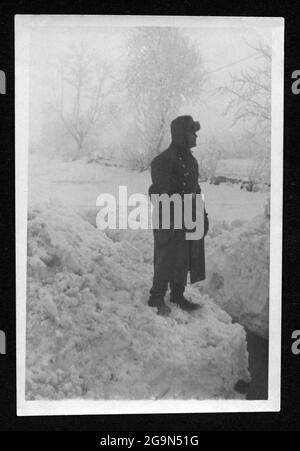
15, 14, 284, 416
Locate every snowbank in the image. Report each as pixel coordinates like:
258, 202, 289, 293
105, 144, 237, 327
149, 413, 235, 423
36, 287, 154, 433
26, 202, 249, 400
202, 216, 269, 339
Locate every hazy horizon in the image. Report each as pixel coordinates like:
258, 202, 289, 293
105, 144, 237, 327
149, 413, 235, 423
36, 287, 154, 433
27, 18, 272, 157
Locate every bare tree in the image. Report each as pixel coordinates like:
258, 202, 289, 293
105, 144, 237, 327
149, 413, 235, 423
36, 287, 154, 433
219, 41, 271, 187
125, 28, 206, 170
219, 41, 271, 136
52, 43, 113, 159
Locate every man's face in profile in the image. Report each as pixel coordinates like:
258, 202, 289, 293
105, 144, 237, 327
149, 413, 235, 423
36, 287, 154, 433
185, 126, 199, 149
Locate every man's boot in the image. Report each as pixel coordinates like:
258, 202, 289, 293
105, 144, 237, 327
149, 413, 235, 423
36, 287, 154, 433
170, 292, 200, 312
148, 296, 171, 316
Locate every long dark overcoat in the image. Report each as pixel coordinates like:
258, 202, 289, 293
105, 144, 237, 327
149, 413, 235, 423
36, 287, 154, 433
149, 142, 209, 288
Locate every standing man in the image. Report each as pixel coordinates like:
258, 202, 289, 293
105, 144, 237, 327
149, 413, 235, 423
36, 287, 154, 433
148, 115, 209, 316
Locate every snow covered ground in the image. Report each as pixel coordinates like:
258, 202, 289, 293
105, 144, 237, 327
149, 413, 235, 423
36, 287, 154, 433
202, 217, 269, 339
28, 155, 269, 222
215, 158, 253, 180
26, 203, 249, 400
25, 155, 270, 400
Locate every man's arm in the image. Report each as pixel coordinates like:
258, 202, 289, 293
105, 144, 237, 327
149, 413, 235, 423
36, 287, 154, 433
149, 156, 177, 233
149, 156, 173, 196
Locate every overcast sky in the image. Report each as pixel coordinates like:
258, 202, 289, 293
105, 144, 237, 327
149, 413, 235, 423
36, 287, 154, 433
27, 17, 272, 148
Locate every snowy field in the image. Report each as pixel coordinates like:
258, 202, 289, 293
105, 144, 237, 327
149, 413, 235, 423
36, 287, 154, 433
216, 158, 253, 180
28, 155, 269, 222
25, 155, 270, 400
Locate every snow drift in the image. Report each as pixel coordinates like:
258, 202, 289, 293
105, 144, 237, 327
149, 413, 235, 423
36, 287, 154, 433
202, 216, 269, 339
26, 202, 249, 400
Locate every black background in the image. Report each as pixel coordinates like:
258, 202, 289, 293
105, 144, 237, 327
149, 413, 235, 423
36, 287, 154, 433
0, 0, 299, 433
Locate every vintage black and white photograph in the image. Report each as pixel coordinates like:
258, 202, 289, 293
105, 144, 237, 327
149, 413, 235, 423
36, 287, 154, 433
16, 15, 283, 415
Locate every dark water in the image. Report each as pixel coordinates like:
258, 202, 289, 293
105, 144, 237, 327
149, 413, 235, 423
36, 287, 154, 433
245, 329, 269, 400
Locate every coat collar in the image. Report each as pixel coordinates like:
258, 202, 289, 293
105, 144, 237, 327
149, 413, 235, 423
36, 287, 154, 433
170, 142, 193, 160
